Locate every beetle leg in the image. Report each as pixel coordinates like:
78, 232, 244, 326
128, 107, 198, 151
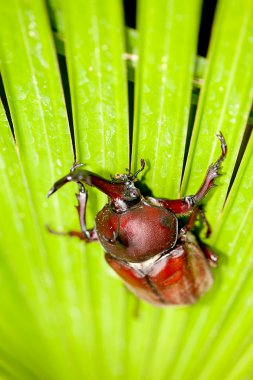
179, 206, 211, 236
47, 184, 98, 242
46, 225, 87, 241
75, 184, 98, 242
199, 243, 219, 267
183, 208, 198, 231
151, 132, 227, 215
187, 132, 227, 205
178, 207, 198, 240
47, 224, 97, 242
178, 207, 218, 266
198, 207, 212, 238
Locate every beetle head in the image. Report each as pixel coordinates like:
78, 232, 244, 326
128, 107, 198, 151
109, 159, 145, 212
48, 159, 146, 213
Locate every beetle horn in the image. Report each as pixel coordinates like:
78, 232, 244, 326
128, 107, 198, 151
47, 164, 126, 200
47, 163, 84, 197
47, 174, 73, 198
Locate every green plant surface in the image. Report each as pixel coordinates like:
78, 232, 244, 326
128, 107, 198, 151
132, 0, 202, 198
0, 1, 93, 379
0, 100, 62, 379
205, 133, 253, 380
181, 0, 253, 226
58, 1, 130, 377
60, 0, 129, 171
162, 134, 253, 380
0, 0, 253, 379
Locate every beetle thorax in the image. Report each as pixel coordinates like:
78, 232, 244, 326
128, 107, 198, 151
95, 201, 178, 263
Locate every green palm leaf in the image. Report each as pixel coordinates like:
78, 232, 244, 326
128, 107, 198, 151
0, 0, 252, 379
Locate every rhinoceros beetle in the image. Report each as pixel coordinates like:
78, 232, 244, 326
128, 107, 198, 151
48, 133, 227, 306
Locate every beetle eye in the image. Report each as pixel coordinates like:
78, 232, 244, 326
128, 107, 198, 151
129, 187, 140, 198
123, 182, 141, 202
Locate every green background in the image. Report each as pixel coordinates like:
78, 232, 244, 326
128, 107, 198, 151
0, 1, 253, 379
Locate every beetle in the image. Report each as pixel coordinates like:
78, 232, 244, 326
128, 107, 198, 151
48, 133, 227, 306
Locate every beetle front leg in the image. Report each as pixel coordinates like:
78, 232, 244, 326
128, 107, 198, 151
152, 132, 227, 215
75, 185, 98, 242
47, 184, 98, 243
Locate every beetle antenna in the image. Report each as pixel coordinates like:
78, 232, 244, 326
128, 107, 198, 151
131, 159, 145, 180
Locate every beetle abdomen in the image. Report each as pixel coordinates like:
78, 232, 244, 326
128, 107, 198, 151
105, 232, 213, 306
95, 202, 178, 262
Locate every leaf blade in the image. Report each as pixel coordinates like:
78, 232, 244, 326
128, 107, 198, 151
132, 0, 202, 197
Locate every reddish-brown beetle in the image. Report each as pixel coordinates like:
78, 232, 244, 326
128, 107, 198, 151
48, 133, 227, 306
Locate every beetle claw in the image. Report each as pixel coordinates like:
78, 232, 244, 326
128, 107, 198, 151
70, 162, 85, 173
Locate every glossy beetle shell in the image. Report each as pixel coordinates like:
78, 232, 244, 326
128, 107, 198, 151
95, 201, 178, 263
106, 232, 213, 306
